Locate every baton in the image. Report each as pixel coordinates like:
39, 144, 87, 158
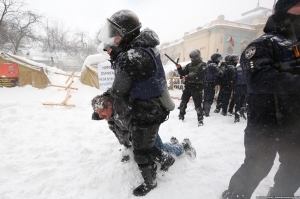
165, 54, 179, 65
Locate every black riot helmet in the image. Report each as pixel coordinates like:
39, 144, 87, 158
98, 9, 142, 50
228, 54, 239, 66
211, 53, 223, 63
189, 49, 201, 60
224, 55, 230, 62
274, 0, 300, 13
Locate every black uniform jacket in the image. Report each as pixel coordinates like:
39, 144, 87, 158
241, 15, 300, 131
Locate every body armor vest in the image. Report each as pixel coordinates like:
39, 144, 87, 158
186, 61, 205, 84
125, 47, 168, 100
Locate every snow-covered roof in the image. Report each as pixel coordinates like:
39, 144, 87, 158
235, 8, 272, 24
81, 54, 109, 73
0, 51, 49, 71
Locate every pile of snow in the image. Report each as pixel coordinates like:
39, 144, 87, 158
1, 76, 298, 198
82, 54, 109, 73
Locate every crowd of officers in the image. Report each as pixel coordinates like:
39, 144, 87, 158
176, 50, 247, 126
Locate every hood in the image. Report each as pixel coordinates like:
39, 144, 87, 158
263, 13, 300, 41
263, 15, 280, 34
129, 28, 160, 48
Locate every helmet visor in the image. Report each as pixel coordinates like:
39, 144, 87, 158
98, 19, 124, 48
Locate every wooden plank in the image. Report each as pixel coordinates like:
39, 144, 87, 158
49, 84, 78, 90
61, 94, 72, 105
54, 72, 80, 78
65, 69, 76, 83
43, 103, 75, 107
64, 80, 74, 90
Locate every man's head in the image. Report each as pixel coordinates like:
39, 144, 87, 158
228, 54, 239, 66
224, 55, 230, 62
91, 94, 114, 120
189, 49, 201, 61
275, 0, 300, 14
271, 1, 300, 40
211, 53, 223, 64
98, 9, 141, 51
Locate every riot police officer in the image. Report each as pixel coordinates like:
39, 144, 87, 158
221, 0, 300, 198
215, 55, 237, 116
215, 54, 230, 113
203, 53, 223, 117
176, 49, 206, 126
233, 63, 247, 123
98, 9, 176, 196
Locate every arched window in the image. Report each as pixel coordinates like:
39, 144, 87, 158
227, 47, 233, 55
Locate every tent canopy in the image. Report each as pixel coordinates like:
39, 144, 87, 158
0, 52, 51, 88
80, 54, 110, 89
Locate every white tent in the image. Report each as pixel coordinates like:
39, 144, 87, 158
80, 54, 110, 89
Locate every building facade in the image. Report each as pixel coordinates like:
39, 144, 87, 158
159, 5, 272, 64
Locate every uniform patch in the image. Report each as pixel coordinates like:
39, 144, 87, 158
245, 46, 256, 59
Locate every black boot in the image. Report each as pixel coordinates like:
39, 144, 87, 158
234, 113, 240, 123
170, 136, 179, 145
156, 151, 175, 171
214, 108, 220, 113
179, 114, 184, 121
203, 102, 211, 117
266, 187, 292, 197
133, 163, 157, 196
240, 108, 247, 120
178, 103, 186, 120
220, 190, 245, 199
182, 138, 197, 159
215, 103, 222, 113
198, 120, 204, 126
196, 107, 204, 126
267, 187, 275, 197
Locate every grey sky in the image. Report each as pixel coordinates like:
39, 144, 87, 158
25, 0, 275, 43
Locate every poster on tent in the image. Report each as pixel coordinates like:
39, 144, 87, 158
98, 61, 115, 92
0, 63, 19, 87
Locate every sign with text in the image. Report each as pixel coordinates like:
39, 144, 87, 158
171, 72, 185, 90
0, 63, 19, 87
98, 61, 114, 92
173, 78, 185, 90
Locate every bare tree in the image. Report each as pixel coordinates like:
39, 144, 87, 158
2, 9, 43, 54
0, 0, 24, 51
0, 0, 24, 28
66, 30, 97, 64
40, 19, 70, 65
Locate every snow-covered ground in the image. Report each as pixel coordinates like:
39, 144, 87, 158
1, 71, 299, 199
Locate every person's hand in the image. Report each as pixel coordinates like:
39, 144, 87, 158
176, 64, 181, 68
181, 75, 187, 80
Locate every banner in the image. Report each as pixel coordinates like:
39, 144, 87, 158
98, 61, 115, 92
0, 63, 19, 87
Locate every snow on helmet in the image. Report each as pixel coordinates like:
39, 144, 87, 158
189, 49, 201, 59
98, 9, 142, 49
